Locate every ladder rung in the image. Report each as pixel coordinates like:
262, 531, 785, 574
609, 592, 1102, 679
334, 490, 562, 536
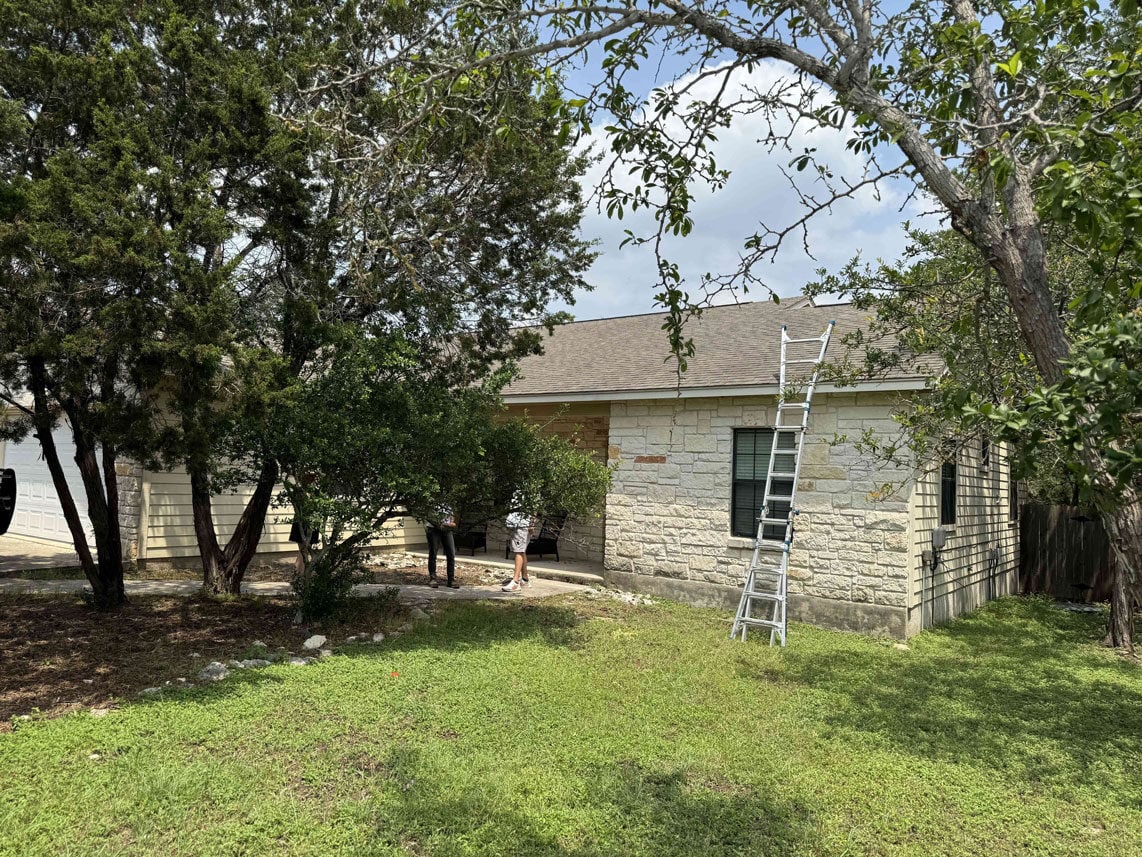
736, 617, 783, 628
768, 471, 797, 477
784, 358, 823, 364
744, 590, 783, 601
778, 402, 810, 408
758, 516, 790, 525
784, 336, 827, 344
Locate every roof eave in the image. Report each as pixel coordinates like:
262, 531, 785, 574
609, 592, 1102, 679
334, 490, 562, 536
502, 377, 929, 405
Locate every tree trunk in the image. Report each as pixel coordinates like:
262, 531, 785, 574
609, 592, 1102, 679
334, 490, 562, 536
190, 458, 279, 596
27, 364, 97, 580
70, 416, 126, 609
1102, 490, 1142, 656
851, 84, 1140, 652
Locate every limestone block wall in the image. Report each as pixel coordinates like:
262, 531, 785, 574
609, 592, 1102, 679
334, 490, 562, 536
603, 393, 917, 634
115, 461, 144, 562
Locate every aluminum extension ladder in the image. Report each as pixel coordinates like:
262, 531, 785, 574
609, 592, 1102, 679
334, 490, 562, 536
730, 320, 834, 646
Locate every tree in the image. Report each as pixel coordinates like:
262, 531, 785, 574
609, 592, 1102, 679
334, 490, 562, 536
807, 227, 1087, 501
393, 0, 1142, 651
270, 332, 610, 619
0, 0, 185, 606
0, 0, 595, 603
161, 0, 595, 596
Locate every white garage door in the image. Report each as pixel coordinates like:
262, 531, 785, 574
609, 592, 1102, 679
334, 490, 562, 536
2, 425, 94, 544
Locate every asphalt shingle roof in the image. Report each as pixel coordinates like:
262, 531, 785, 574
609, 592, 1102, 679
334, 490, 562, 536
503, 297, 928, 399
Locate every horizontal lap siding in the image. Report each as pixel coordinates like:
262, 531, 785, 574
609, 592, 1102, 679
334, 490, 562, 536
909, 440, 1020, 627
141, 469, 418, 560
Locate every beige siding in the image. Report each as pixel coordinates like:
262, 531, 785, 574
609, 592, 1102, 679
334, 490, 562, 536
140, 468, 420, 561
908, 439, 1020, 628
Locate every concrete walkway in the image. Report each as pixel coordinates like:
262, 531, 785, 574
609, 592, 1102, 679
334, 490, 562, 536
404, 550, 605, 586
0, 575, 588, 601
0, 534, 80, 573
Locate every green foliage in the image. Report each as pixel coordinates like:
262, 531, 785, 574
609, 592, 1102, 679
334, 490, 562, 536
807, 228, 1087, 500
2, 596, 1141, 854
1, 0, 596, 593
976, 311, 1142, 506
293, 550, 372, 622
270, 331, 610, 617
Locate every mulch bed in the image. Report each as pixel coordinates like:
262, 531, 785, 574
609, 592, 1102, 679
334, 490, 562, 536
0, 593, 412, 729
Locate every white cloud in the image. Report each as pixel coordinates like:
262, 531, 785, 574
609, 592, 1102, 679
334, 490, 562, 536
558, 61, 940, 320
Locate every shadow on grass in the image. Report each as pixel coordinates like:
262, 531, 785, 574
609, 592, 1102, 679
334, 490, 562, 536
361, 747, 816, 857
113, 600, 587, 710
773, 598, 1142, 800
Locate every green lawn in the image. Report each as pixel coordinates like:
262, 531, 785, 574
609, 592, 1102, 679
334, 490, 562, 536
2, 595, 1140, 856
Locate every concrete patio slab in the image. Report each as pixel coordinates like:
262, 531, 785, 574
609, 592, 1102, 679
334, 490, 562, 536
403, 550, 605, 586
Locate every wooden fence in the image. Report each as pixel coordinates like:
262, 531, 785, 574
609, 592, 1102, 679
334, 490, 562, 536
1019, 503, 1112, 601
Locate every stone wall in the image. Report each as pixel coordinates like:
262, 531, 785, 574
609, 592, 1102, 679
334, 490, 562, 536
603, 393, 917, 636
116, 461, 144, 563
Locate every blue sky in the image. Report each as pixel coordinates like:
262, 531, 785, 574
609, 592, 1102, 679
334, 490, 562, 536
553, 51, 937, 321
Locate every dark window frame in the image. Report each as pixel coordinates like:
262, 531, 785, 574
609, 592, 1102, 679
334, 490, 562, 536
1008, 459, 1019, 522
940, 459, 957, 526
730, 428, 790, 540
980, 437, 991, 473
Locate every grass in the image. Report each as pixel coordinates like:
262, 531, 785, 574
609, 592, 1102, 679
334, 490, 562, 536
1, 595, 1139, 856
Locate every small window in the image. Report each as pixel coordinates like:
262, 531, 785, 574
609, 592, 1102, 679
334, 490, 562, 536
940, 459, 957, 525
731, 428, 792, 540
980, 438, 991, 472
1008, 461, 1019, 521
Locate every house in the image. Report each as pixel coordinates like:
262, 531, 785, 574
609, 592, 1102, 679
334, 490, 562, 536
0, 419, 420, 568
499, 298, 1019, 637
0, 297, 1019, 638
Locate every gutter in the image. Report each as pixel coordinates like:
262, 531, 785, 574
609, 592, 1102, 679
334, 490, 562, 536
502, 377, 928, 405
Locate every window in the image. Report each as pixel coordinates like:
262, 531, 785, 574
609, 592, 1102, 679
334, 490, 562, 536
731, 429, 794, 540
980, 437, 991, 472
940, 459, 957, 526
1008, 460, 1019, 521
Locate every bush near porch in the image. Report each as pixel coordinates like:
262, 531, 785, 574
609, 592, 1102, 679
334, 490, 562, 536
1, 595, 1139, 856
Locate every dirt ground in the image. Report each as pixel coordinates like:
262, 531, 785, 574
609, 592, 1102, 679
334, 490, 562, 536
1, 559, 510, 586
0, 593, 415, 728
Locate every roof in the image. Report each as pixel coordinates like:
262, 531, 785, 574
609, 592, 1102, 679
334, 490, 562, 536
503, 297, 931, 402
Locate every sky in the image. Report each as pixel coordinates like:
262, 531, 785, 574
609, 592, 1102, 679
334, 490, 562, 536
553, 55, 939, 321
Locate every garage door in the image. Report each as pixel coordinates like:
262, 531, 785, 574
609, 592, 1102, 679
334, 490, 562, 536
2, 425, 94, 544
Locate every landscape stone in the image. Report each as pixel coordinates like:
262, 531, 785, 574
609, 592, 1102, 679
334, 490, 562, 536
302, 634, 327, 650
198, 661, 229, 682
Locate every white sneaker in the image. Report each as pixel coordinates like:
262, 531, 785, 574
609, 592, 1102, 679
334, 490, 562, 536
501, 580, 522, 592
521, 576, 531, 588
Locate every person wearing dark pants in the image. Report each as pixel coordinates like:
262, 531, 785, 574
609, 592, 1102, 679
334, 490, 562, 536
425, 509, 459, 588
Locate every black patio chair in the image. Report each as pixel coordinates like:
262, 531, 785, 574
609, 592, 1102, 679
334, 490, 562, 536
505, 513, 567, 562
452, 520, 488, 556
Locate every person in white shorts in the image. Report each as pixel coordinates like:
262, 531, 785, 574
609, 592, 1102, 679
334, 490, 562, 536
502, 507, 534, 592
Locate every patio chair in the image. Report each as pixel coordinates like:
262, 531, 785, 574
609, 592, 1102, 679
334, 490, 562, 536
505, 514, 567, 562
451, 520, 488, 556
